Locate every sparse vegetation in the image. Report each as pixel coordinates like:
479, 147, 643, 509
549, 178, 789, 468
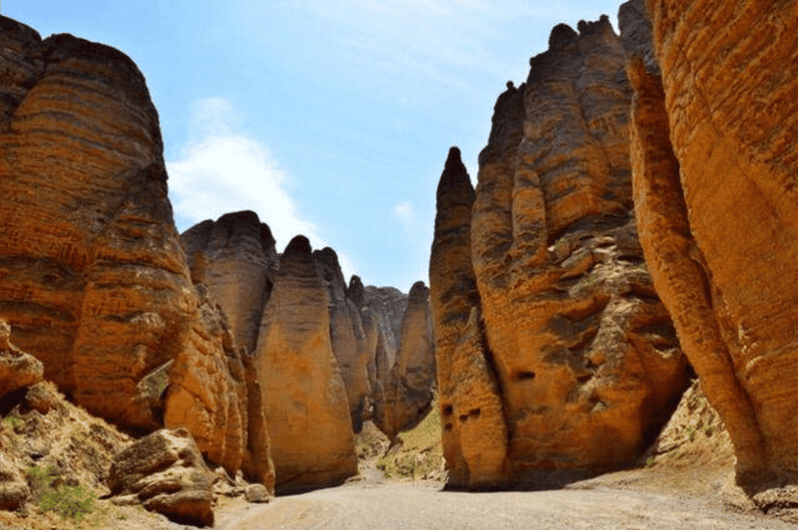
27, 464, 97, 523
2, 415, 22, 430
376, 399, 444, 481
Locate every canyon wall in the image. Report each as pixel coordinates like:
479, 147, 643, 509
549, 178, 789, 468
630, 0, 798, 502
430, 9, 691, 489
0, 17, 264, 487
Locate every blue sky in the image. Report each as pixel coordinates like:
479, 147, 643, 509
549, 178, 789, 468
4, 0, 623, 291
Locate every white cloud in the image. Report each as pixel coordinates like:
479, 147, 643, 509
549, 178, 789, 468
393, 201, 416, 234
167, 97, 320, 252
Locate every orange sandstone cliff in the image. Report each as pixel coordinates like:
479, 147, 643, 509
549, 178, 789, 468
629, 0, 798, 507
0, 17, 265, 486
430, 12, 691, 489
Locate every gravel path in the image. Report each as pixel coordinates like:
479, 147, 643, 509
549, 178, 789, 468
215, 478, 795, 530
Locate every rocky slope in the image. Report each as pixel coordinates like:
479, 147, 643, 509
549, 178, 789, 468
0, 16, 264, 488
629, 0, 798, 507
430, 8, 691, 489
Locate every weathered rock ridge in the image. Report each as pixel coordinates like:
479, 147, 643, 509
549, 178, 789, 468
629, 0, 798, 504
183, 212, 436, 444
0, 16, 263, 487
430, 9, 691, 489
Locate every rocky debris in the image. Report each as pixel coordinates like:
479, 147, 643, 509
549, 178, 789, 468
430, 10, 691, 488
252, 236, 358, 493
645, 379, 733, 468
0, 15, 254, 483
630, 0, 798, 502
108, 428, 214, 527
0, 319, 43, 399
244, 483, 272, 503
373, 281, 435, 440
0, 374, 132, 516
0, 452, 29, 512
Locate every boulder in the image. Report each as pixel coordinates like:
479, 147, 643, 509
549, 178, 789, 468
108, 428, 214, 527
430, 12, 690, 487
0, 319, 43, 399
252, 236, 357, 493
629, 0, 798, 499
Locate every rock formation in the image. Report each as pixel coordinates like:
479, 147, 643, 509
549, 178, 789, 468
181, 211, 279, 354
315, 248, 372, 432
430, 12, 691, 488
252, 236, 357, 493
373, 281, 436, 440
184, 211, 437, 442
629, 0, 798, 502
430, 148, 509, 488
0, 16, 257, 484
109, 428, 215, 527
0, 325, 132, 515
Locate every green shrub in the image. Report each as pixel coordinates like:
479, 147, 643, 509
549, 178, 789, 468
27, 465, 96, 522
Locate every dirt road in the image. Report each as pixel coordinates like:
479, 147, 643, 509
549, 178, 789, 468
215, 479, 794, 530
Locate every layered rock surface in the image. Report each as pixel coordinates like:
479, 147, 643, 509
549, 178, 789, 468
430, 12, 690, 488
0, 17, 256, 484
630, 0, 798, 498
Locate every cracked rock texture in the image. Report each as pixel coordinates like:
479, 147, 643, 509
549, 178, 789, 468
430, 10, 690, 489
631, 0, 798, 498
0, 16, 256, 484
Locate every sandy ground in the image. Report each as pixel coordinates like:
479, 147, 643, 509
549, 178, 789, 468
213, 462, 795, 530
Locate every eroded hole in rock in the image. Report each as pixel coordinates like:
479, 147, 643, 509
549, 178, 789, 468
617, 255, 645, 265
468, 408, 481, 419
443, 424, 453, 431
458, 414, 468, 423
442, 404, 453, 416
576, 374, 592, 384
516, 371, 536, 381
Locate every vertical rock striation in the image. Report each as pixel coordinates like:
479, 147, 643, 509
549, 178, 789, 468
631, 0, 798, 500
430, 11, 690, 487
253, 236, 357, 493
315, 248, 372, 432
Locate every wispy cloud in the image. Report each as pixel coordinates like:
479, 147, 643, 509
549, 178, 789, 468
167, 97, 320, 250
393, 200, 416, 235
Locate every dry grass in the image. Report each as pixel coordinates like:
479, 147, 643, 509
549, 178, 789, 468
376, 398, 444, 481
